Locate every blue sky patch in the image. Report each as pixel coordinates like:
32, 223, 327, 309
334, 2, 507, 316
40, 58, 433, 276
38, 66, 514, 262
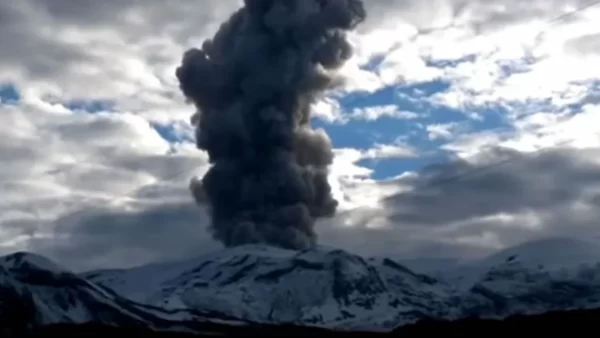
150, 122, 196, 155
468, 105, 513, 132
358, 153, 452, 180
151, 121, 195, 144
338, 80, 452, 112
151, 122, 183, 143
313, 79, 483, 178
0, 83, 20, 104
66, 99, 115, 114
567, 79, 600, 113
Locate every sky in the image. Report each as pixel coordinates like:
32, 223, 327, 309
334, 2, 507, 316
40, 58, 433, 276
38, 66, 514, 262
1, 0, 600, 272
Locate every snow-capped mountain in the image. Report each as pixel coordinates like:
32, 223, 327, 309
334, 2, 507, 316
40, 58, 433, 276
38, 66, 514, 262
461, 255, 600, 318
473, 237, 600, 271
3, 237, 600, 333
439, 237, 600, 289
83, 239, 600, 331
0, 252, 242, 333
82, 245, 461, 331
445, 237, 600, 318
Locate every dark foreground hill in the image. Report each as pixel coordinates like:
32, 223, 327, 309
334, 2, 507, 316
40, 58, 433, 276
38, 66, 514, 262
16, 307, 600, 337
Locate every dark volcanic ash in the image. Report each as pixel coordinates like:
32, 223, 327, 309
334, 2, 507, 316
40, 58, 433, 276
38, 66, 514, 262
175, 0, 366, 250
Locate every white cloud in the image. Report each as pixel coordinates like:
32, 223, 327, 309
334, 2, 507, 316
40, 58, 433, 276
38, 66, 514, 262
442, 103, 600, 158
312, 98, 342, 123
328, 147, 409, 210
0, 0, 242, 124
362, 143, 418, 159
338, 58, 387, 93
427, 6, 600, 109
349, 105, 420, 121
426, 122, 460, 140
0, 98, 209, 268
314, 102, 420, 124
335, 0, 600, 107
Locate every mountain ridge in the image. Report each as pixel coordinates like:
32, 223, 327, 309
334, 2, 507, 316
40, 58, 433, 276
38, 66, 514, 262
2, 237, 600, 334
81, 244, 461, 331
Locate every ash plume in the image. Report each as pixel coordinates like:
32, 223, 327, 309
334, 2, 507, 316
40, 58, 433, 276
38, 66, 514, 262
175, 0, 366, 250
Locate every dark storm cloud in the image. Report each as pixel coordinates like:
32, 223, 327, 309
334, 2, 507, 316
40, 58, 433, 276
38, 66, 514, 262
383, 146, 600, 228
175, 0, 366, 250
37, 202, 219, 272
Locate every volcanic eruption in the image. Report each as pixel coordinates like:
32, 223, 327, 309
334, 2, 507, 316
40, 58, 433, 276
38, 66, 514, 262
175, 0, 366, 250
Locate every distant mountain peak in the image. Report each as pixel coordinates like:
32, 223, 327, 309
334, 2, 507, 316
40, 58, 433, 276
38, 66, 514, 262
0, 251, 65, 274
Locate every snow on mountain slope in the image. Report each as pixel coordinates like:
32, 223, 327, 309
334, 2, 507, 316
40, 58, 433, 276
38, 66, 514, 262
84, 241, 600, 331
81, 258, 204, 309
5, 238, 600, 333
462, 257, 600, 318
440, 237, 600, 289
478, 237, 600, 271
393, 257, 462, 277
0, 252, 240, 331
0, 252, 67, 275
83, 245, 462, 331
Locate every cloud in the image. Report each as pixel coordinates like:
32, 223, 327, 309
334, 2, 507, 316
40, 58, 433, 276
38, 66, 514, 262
0, 0, 241, 124
0, 95, 210, 269
336, 0, 600, 103
2, 0, 600, 271
378, 143, 600, 247
441, 104, 600, 158
426, 122, 460, 140
340, 104, 421, 124
361, 143, 418, 160
302, 144, 600, 261
36, 201, 217, 272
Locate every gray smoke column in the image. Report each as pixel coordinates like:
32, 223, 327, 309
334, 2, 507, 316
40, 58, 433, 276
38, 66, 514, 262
175, 0, 366, 250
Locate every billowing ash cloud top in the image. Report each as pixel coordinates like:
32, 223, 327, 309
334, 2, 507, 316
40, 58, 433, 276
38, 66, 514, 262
175, 0, 366, 250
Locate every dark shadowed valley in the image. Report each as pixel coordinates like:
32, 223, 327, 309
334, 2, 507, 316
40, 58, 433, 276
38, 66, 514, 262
13, 308, 600, 337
